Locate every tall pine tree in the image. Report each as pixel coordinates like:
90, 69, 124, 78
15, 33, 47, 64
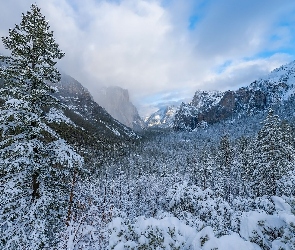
0, 4, 84, 249
215, 134, 233, 202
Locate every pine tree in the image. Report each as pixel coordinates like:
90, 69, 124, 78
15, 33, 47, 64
251, 109, 294, 197
0, 4, 84, 249
196, 145, 214, 190
235, 136, 253, 197
215, 134, 233, 202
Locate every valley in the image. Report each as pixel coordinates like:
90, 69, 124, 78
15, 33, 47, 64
1, 3, 295, 249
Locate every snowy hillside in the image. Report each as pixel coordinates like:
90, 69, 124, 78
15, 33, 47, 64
145, 105, 178, 128
51, 73, 139, 141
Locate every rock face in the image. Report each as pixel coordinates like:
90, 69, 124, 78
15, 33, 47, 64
95, 86, 145, 130
145, 106, 178, 128
174, 61, 295, 130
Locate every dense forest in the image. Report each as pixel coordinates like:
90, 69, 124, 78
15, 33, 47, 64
1, 4, 295, 250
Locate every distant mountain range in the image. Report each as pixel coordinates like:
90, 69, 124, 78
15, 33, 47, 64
145, 60, 295, 130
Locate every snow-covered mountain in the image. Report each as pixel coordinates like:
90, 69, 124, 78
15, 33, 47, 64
95, 86, 145, 131
145, 105, 178, 128
174, 61, 295, 130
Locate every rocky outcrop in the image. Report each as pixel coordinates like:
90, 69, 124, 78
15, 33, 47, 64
174, 61, 295, 131
95, 86, 145, 131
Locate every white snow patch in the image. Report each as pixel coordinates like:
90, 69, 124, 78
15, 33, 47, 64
46, 107, 76, 126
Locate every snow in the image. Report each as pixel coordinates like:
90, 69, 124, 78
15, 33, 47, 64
3, 56, 295, 249
108, 216, 199, 249
202, 233, 261, 250
193, 90, 223, 110
272, 196, 292, 213
105, 181, 295, 249
249, 60, 295, 101
46, 107, 76, 126
146, 106, 178, 128
112, 128, 121, 136
240, 211, 286, 241
108, 216, 263, 250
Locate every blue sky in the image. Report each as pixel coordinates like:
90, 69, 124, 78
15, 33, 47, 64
1, 0, 295, 116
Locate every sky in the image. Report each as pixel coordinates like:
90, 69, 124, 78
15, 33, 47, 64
1, 0, 295, 116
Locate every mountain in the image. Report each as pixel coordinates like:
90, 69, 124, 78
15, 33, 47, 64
49, 74, 138, 143
95, 86, 145, 131
145, 105, 178, 128
174, 60, 295, 130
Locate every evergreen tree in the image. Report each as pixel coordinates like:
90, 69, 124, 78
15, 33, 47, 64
196, 145, 214, 190
251, 109, 294, 197
215, 134, 233, 201
0, 4, 84, 249
235, 136, 253, 197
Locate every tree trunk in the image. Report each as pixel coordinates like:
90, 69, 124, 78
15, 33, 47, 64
32, 172, 40, 201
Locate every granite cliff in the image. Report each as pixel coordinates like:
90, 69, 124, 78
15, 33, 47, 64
95, 86, 145, 131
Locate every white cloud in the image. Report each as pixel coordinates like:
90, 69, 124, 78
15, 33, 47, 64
0, 0, 295, 117
203, 53, 293, 91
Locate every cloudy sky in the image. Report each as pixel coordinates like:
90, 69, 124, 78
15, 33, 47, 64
1, 0, 295, 116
